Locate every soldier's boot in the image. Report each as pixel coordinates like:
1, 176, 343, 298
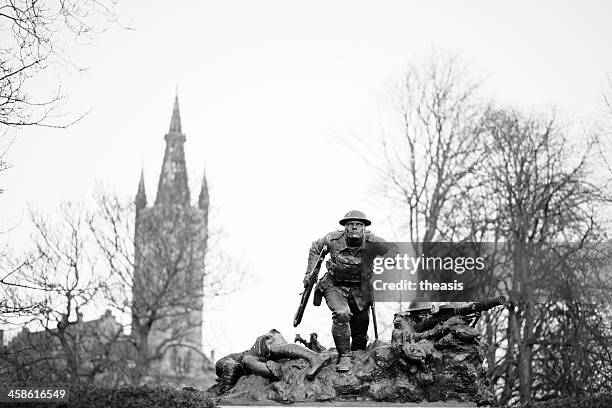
332, 320, 352, 372
336, 354, 352, 372
269, 344, 333, 380
241, 355, 281, 381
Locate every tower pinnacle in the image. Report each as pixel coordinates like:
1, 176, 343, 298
155, 95, 190, 206
198, 172, 209, 211
169, 94, 182, 134
136, 169, 147, 209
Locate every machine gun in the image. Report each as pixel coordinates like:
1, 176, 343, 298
407, 296, 507, 333
293, 244, 327, 327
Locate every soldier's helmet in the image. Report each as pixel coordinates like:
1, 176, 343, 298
339, 210, 371, 226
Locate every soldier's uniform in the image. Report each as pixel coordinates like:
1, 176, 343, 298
306, 226, 397, 361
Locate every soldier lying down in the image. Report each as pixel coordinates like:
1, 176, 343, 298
215, 329, 332, 391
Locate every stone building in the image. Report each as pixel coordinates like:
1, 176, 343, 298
132, 95, 213, 385
1, 310, 126, 385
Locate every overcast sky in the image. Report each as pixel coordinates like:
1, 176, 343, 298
2, 1, 612, 358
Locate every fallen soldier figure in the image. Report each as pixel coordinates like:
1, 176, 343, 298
215, 329, 332, 392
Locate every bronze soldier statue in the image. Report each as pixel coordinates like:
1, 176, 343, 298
215, 329, 332, 391
303, 210, 397, 372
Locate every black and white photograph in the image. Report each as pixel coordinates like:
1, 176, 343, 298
1, 1, 611, 407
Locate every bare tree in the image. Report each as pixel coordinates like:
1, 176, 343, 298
352, 52, 484, 244
0, 0, 123, 128
88, 187, 248, 384
0, 1, 130, 199
479, 107, 612, 405
1, 179, 247, 385
351, 52, 612, 404
347, 52, 489, 331
0, 202, 127, 384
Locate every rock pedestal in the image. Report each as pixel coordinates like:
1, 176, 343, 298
209, 315, 492, 406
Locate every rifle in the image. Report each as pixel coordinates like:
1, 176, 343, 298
407, 296, 507, 333
293, 244, 327, 327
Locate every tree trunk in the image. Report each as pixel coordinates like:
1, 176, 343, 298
500, 307, 517, 405
484, 313, 496, 397
515, 240, 533, 406
135, 328, 150, 384
57, 333, 79, 383
518, 299, 534, 405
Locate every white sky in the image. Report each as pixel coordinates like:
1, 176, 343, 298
2, 1, 612, 358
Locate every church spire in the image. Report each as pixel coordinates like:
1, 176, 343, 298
155, 94, 190, 206
135, 169, 147, 210
169, 94, 182, 134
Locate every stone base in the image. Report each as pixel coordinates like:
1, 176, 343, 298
210, 316, 492, 406
210, 345, 488, 405
219, 402, 476, 407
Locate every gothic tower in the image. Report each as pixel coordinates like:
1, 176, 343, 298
133, 95, 210, 384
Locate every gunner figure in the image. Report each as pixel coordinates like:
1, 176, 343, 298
303, 210, 397, 372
